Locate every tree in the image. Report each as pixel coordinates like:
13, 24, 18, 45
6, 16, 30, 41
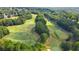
35, 21, 49, 35
35, 14, 49, 44
35, 14, 46, 24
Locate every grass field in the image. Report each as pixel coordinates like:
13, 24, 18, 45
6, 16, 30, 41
1, 14, 69, 51
2, 14, 38, 46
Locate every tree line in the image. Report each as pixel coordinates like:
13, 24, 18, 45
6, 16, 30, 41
35, 14, 49, 43
0, 12, 32, 26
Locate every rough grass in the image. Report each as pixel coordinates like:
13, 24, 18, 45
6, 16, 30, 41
45, 18, 69, 51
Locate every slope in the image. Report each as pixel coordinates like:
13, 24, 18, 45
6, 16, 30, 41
2, 14, 39, 46
45, 18, 69, 51
2, 14, 69, 51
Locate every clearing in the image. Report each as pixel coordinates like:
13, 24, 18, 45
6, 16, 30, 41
2, 14, 38, 46
2, 14, 69, 51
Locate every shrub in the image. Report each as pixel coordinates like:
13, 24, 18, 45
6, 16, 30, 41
40, 33, 48, 43
72, 42, 79, 51
60, 42, 71, 51
0, 26, 9, 38
32, 42, 46, 51
0, 39, 34, 51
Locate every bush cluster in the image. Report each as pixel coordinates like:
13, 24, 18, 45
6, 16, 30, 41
0, 26, 9, 38
0, 39, 33, 51
60, 42, 71, 51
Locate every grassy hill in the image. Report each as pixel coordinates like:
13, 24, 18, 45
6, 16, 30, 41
1, 14, 69, 51
0, 7, 79, 51
2, 14, 38, 47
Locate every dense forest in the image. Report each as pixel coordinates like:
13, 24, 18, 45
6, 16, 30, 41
0, 7, 79, 51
